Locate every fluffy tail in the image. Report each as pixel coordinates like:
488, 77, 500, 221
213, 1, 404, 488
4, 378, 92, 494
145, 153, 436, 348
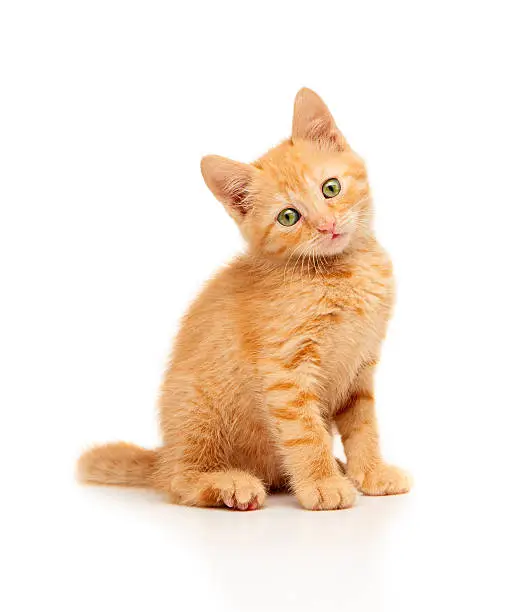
77, 442, 158, 488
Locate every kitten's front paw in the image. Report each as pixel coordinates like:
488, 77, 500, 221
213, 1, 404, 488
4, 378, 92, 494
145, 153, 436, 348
296, 475, 357, 511
351, 463, 412, 496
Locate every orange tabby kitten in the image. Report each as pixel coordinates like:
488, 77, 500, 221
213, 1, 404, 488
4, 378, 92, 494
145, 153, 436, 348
78, 88, 411, 511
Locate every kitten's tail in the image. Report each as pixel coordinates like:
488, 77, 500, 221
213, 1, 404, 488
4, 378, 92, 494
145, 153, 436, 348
77, 442, 158, 488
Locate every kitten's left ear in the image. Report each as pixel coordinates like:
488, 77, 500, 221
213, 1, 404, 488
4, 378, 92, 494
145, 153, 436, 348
201, 155, 257, 223
292, 87, 348, 152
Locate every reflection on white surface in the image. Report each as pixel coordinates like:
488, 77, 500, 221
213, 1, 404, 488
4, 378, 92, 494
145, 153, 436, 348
40, 475, 512, 612
189, 493, 411, 611
73, 486, 415, 612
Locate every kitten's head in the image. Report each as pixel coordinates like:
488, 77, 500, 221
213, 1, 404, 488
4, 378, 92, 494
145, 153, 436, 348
201, 88, 371, 260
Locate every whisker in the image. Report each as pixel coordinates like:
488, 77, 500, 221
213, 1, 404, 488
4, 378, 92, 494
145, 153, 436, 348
289, 242, 309, 285
283, 243, 303, 285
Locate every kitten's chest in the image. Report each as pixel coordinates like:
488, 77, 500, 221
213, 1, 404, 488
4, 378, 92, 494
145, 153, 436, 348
253, 245, 394, 384
322, 261, 394, 325
315, 253, 394, 379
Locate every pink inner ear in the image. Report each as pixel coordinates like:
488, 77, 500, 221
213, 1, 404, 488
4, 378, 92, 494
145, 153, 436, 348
304, 118, 346, 152
224, 176, 251, 215
201, 156, 254, 217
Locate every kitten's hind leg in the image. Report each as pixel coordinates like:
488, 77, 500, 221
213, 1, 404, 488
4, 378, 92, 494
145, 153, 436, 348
170, 469, 266, 511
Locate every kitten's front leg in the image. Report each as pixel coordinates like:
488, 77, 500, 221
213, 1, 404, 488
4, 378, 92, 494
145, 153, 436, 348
335, 362, 412, 496
262, 359, 357, 511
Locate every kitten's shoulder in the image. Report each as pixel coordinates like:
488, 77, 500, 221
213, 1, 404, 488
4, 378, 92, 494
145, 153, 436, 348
352, 236, 393, 271
205, 253, 262, 296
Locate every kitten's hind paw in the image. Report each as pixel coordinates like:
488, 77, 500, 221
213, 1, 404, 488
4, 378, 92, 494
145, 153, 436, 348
192, 470, 266, 511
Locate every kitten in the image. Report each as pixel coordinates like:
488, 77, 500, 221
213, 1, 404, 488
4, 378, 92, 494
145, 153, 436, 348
78, 88, 411, 511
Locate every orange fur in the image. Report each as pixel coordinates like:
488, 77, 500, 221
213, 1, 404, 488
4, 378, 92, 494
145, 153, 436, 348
77, 442, 157, 487
78, 88, 411, 511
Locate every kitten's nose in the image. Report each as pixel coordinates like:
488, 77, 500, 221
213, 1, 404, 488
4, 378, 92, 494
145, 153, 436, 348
317, 220, 337, 235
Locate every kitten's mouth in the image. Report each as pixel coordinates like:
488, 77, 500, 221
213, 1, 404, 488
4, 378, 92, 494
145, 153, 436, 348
319, 231, 350, 255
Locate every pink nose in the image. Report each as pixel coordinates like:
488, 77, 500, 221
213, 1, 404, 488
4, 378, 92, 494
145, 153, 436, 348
317, 220, 337, 234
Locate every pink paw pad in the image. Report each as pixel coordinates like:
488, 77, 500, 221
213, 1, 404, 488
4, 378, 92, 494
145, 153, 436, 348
222, 495, 260, 511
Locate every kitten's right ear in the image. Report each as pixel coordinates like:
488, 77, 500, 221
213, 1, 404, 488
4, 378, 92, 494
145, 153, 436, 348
201, 155, 256, 223
292, 87, 348, 151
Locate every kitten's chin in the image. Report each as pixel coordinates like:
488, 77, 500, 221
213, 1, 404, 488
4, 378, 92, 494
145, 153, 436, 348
317, 233, 352, 256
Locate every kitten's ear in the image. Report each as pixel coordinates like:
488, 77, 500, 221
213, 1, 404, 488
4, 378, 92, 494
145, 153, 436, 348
201, 155, 256, 222
292, 88, 348, 152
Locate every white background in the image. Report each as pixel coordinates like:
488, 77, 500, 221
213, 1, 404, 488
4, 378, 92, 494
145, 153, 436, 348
1, 1, 519, 611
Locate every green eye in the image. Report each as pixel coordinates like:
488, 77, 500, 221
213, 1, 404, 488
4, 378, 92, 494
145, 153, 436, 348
322, 178, 341, 199
277, 208, 301, 227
